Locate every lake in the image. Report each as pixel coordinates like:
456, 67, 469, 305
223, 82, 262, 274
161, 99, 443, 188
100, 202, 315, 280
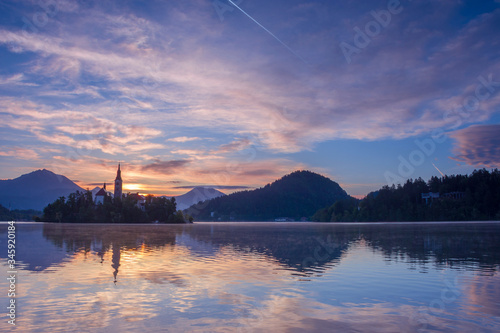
1, 222, 500, 332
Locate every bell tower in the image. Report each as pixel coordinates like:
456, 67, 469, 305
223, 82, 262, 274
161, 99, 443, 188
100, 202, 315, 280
114, 163, 122, 200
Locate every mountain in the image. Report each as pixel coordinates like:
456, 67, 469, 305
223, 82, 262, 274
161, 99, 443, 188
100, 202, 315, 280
91, 186, 101, 199
0, 169, 84, 210
187, 170, 351, 221
175, 187, 226, 211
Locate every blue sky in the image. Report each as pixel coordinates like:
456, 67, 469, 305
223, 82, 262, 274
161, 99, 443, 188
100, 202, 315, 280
0, 0, 499, 196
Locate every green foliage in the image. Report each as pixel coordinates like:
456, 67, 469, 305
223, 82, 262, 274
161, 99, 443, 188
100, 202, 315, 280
0, 204, 41, 221
40, 191, 191, 223
312, 197, 359, 222
313, 169, 500, 222
188, 170, 350, 221
0, 204, 11, 221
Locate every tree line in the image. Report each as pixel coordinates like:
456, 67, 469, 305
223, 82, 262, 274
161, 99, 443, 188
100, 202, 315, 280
312, 169, 500, 222
0, 204, 40, 221
37, 190, 192, 223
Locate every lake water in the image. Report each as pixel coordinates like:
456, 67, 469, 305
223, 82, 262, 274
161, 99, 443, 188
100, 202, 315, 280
1, 222, 500, 332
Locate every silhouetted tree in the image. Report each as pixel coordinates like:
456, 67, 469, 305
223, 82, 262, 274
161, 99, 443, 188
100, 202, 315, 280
313, 169, 500, 222
40, 190, 191, 223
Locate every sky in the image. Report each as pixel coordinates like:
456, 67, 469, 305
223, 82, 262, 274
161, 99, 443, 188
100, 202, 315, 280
0, 0, 499, 197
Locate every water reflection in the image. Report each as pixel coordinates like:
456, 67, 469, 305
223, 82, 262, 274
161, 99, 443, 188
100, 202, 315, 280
360, 223, 500, 272
8, 223, 500, 277
111, 243, 120, 284
39, 224, 178, 283
0, 222, 499, 332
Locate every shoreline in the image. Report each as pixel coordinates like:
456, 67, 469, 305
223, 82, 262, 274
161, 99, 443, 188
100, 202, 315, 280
2, 220, 500, 225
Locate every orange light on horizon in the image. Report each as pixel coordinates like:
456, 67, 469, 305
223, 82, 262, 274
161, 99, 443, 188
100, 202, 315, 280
123, 184, 144, 192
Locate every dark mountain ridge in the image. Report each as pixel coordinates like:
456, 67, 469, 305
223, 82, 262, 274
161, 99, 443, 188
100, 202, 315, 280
187, 170, 351, 221
0, 169, 84, 210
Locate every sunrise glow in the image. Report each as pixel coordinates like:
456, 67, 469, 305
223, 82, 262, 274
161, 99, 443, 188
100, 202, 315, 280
0, 0, 498, 196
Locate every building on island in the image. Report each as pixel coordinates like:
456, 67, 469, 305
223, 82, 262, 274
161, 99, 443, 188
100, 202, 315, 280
422, 191, 466, 204
421, 192, 440, 204
95, 183, 107, 204
442, 191, 465, 200
114, 163, 122, 200
129, 193, 146, 211
95, 164, 146, 207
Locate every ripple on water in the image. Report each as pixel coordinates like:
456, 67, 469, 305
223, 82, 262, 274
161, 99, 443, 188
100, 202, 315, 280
2, 222, 500, 332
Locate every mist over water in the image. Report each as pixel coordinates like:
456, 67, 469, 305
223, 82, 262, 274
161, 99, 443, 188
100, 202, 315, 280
1, 222, 499, 332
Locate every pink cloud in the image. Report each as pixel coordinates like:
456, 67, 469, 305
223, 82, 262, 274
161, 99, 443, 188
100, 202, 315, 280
450, 125, 500, 167
0, 147, 40, 160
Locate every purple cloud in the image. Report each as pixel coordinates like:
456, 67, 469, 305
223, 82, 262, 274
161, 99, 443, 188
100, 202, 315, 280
173, 185, 251, 190
1, 0, 500, 195
141, 160, 192, 174
450, 125, 500, 167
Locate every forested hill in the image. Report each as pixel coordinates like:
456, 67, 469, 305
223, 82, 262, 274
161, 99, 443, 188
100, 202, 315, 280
313, 169, 500, 222
0, 204, 40, 221
187, 170, 351, 221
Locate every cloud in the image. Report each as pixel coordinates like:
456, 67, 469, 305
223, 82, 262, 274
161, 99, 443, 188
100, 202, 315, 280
0, 73, 39, 86
1, 2, 498, 157
450, 125, 500, 167
191, 158, 307, 189
0, 147, 40, 160
141, 160, 192, 174
0, 98, 163, 155
237, 169, 278, 177
1, 0, 499, 195
216, 138, 252, 153
167, 137, 203, 143
173, 185, 252, 190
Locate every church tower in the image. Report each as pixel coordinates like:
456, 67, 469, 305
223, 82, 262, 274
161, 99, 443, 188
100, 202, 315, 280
114, 164, 122, 200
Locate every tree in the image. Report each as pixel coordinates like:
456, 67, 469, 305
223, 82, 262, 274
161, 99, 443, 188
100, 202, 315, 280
40, 191, 190, 223
313, 169, 500, 222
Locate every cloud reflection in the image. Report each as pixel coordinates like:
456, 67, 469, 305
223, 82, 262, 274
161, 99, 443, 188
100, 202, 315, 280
1, 223, 500, 332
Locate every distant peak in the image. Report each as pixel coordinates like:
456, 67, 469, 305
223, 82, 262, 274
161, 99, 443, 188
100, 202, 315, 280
33, 169, 54, 174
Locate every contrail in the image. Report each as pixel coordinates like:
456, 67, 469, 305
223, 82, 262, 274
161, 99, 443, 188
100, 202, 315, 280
227, 0, 307, 64
432, 163, 445, 177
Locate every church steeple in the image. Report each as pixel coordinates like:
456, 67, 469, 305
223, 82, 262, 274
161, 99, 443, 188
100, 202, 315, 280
114, 164, 122, 200
116, 163, 122, 181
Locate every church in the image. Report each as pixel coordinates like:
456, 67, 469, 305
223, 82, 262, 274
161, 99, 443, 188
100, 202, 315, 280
93, 164, 146, 210
94, 183, 107, 204
94, 164, 122, 204
114, 163, 122, 200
